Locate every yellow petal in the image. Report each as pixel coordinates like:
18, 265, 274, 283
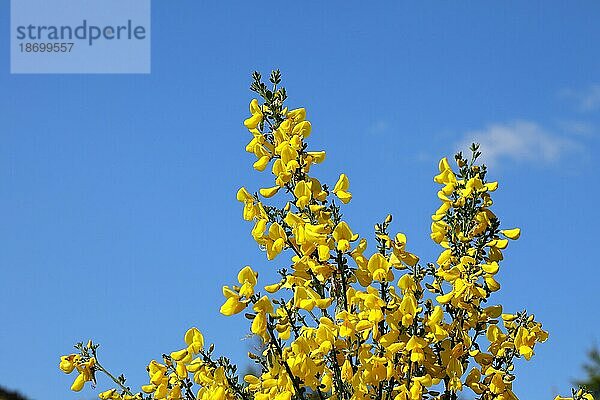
244, 113, 263, 130
333, 173, 350, 193
249, 99, 261, 114
307, 151, 326, 163
236, 187, 252, 202
253, 155, 271, 171
439, 157, 451, 172
287, 108, 306, 122
436, 291, 454, 304
244, 374, 260, 385
220, 296, 246, 316
482, 262, 499, 274
141, 384, 156, 394
251, 312, 267, 336
292, 121, 312, 138
184, 327, 204, 348
502, 313, 517, 321
335, 190, 352, 204
485, 181, 499, 191
237, 266, 258, 286
70, 373, 86, 392
501, 228, 521, 240
318, 244, 330, 261
259, 186, 280, 198
170, 349, 188, 361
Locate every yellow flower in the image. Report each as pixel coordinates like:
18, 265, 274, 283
265, 222, 287, 260
236, 187, 262, 221
251, 312, 268, 338
59, 75, 562, 400
59, 354, 78, 374
332, 173, 352, 203
367, 253, 391, 282
430, 220, 448, 244
333, 221, 358, 252
293, 180, 312, 209
244, 99, 263, 130
184, 327, 205, 353
220, 287, 247, 316
220, 297, 246, 316
433, 157, 456, 186
294, 286, 331, 311
390, 233, 419, 267
237, 265, 258, 297
406, 336, 427, 363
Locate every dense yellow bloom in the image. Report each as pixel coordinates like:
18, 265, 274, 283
60, 73, 584, 400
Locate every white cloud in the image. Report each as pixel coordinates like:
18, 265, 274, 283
557, 120, 595, 137
561, 84, 600, 112
457, 120, 581, 167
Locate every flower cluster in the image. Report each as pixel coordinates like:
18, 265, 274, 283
59, 71, 593, 400
59, 350, 96, 392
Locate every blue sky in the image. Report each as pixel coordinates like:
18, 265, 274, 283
1, 2, 600, 399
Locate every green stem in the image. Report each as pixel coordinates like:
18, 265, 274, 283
95, 362, 133, 396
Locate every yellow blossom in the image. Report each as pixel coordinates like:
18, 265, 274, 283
332, 173, 352, 203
